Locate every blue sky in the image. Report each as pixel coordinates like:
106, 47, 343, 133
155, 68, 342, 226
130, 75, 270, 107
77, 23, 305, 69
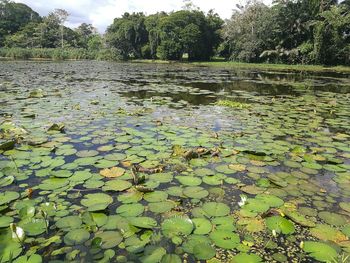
15, 0, 272, 32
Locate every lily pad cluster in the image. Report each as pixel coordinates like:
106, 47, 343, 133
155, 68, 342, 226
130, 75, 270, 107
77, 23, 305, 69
0, 61, 350, 262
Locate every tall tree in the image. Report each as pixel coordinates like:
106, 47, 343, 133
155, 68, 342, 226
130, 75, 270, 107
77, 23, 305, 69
0, 0, 41, 46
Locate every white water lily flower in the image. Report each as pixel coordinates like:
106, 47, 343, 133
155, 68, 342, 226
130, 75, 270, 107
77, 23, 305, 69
272, 229, 277, 237
238, 195, 247, 207
10, 223, 25, 242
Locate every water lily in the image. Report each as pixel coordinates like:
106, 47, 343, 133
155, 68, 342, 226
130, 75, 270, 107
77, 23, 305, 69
10, 223, 25, 242
272, 229, 277, 237
238, 195, 247, 207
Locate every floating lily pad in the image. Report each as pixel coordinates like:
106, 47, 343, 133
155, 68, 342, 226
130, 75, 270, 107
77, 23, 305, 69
81, 193, 113, 211
162, 217, 193, 237
0, 216, 13, 228
303, 241, 337, 262
149, 201, 175, 213
144, 191, 168, 202
265, 216, 295, 235
95, 231, 123, 249
56, 216, 82, 231
183, 186, 209, 199
209, 230, 240, 249
193, 242, 216, 260
116, 203, 144, 217
202, 202, 230, 217
102, 179, 132, 192
175, 176, 202, 186
310, 224, 348, 243
128, 217, 157, 229
64, 228, 90, 245
318, 211, 347, 226
0, 191, 20, 205
231, 253, 263, 263
192, 218, 212, 235
100, 167, 125, 178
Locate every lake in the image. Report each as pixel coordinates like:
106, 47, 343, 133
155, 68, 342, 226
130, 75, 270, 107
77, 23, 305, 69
0, 61, 349, 263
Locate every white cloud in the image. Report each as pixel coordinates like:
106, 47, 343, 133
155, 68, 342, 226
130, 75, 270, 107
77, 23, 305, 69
15, 0, 272, 32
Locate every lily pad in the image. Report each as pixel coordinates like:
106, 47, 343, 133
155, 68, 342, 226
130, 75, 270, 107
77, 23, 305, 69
81, 193, 113, 211
128, 217, 157, 229
202, 202, 230, 217
0, 191, 20, 206
95, 231, 123, 249
64, 228, 90, 245
162, 217, 194, 237
100, 167, 125, 178
265, 216, 295, 235
209, 230, 240, 249
116, 203, 144, 217
231, 253, 263, 263
303, 241, 337, 262
56, 216, 82, 231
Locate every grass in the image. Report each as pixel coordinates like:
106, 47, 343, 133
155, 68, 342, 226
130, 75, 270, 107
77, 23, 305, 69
190, 61, 350, 73
131, 58, 350, 73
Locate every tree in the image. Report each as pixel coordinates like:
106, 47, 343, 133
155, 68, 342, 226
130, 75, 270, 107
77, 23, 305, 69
0, 0, 41, 46
223, 1, 275, 62
105, 12, 148, 59
76, 23, 98, 48
53, 9, 69, 48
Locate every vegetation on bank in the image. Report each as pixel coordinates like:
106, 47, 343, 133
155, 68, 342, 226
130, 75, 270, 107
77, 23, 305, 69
1, 0, 349, 66
0, 48, 122, 61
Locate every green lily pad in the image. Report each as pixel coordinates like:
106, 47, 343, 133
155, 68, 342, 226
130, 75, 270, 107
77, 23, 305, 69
128, 217, 157, 229
144, 191, 168, 202
102, 179, 132, 192
20, 219, 47, 236
38, 178, 68, 190
116, 203, 144, 217
56, 216, 82, 231
162, 217, 194, 237
64, 228, 90, 245
13, 254, 42, 263
175, 176, 202, 186
310, 224, 348, 243
161, 254, 182, 263
318, 211, 347, 226
303, 241, 337, 262
209, 230, 240, 249
0, 191, 20, 205
340, 202, 350, 213
140, 246, 166, 263
265, 216, 295, 235
81, 193, 113, 211
149, 201, 175, 213
0, 176, 14, 187
192, 218, 212, 235
231, 253, 263, 263
183, 186, 209, 199
193, 242, 216, 260
95, 231, 123, 249
0, 216, 13, 228
202, 202, 230, 217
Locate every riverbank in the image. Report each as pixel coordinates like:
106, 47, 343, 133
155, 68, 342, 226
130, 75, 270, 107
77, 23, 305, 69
1, 48, 350, 74
132, 59, 350, 74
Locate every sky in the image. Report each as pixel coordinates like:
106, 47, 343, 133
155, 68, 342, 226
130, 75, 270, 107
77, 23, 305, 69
15, 0, 272, 32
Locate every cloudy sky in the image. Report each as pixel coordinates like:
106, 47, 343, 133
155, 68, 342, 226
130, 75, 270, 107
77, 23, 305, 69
15, 0, 272, 32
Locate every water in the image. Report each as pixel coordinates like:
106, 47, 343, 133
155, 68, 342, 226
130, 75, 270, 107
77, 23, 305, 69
0, 61, 349, 263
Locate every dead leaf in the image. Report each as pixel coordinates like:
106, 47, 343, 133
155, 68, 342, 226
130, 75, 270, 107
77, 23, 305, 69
100, 167, 125, 178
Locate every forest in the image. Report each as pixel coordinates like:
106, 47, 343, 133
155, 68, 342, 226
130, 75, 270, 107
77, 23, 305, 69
0, 0, 349, 65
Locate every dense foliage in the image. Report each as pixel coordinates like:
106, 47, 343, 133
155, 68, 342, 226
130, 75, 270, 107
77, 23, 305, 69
221, 0, 350, 65
0, 0, 349, 65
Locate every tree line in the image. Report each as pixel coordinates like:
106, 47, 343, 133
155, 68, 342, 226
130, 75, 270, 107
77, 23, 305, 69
0, 0, 349, 65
